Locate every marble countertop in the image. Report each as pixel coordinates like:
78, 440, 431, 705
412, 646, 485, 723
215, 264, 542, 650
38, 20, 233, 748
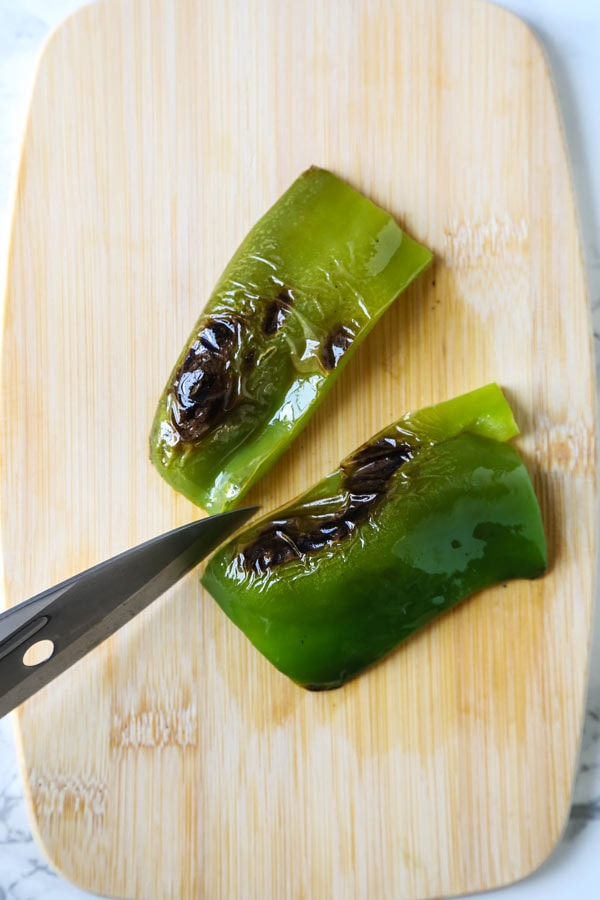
1, 0, 599, 897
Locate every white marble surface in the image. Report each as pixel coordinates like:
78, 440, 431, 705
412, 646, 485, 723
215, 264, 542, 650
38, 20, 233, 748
0, 0, 599, 897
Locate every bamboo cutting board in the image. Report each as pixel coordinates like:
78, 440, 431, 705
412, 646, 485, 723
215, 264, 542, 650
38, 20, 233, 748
1, 0, 596, 898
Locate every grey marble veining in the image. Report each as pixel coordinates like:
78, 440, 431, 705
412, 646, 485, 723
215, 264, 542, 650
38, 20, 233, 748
0, 715, 92, 899
1, 1, 600, 898
564, 706, 600, 839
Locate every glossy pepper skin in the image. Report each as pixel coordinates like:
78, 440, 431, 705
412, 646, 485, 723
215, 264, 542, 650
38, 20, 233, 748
149, 167, 431, 513
202, 385, 547, 690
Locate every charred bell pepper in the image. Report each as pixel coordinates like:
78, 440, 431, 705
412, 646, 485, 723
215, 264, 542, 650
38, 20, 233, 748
149, 167, 432, 513
202, 384, 547, 690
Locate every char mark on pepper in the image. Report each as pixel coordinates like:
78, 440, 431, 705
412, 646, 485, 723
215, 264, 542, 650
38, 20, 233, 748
239, 436, 414, 574
342, 437, 413, 493
169, 316, 241, 442
263, 288, 294, 335
320, 323, 354, 370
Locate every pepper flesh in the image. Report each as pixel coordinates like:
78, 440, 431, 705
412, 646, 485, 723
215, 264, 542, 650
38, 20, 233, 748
202, 384, 548, 689
149, 167, 432, 513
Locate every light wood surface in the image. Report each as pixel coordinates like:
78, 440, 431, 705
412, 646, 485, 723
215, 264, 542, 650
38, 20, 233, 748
0, 1, 596, 898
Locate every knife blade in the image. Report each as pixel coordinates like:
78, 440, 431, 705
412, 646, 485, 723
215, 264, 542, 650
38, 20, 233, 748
0, 506, 257, 718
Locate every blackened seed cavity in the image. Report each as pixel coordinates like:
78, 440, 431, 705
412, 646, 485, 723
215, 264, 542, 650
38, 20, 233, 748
169, 316, 242, 442
320, 323, 354, 370
263, 288, 294, 335
238, 437, 414, 574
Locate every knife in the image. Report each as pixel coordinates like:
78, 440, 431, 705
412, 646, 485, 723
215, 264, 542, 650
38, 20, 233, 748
0, 506, 257, 718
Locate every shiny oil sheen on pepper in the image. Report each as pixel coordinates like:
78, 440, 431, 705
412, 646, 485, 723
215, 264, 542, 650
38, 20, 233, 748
202, 385, 548, 690
149, 167, 432, 513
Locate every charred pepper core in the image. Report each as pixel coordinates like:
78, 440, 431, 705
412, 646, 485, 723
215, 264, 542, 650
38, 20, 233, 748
202, 384, 548, 691
150, 167, 432, 513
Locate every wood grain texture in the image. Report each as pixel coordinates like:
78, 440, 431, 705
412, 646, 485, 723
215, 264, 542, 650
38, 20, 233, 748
0, 0, 596, 898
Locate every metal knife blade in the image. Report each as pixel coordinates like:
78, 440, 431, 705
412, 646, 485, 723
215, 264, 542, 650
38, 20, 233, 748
0, 506, 256, 718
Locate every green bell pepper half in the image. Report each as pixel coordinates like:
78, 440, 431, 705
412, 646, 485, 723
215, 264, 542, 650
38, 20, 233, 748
202, 384, 548, 689
149, 167, 431, 513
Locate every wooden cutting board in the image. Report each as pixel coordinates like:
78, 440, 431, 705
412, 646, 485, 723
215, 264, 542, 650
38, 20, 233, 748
1, 0, 596, 898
